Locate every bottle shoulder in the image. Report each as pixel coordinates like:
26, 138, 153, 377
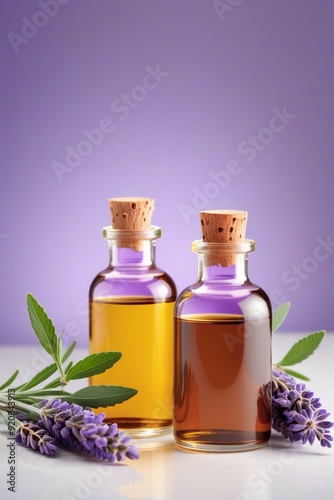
176, 280, 271, 319
89, 266, 177, 301
177, 278, 268, 296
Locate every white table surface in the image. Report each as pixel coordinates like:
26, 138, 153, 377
0, 333, 333, 500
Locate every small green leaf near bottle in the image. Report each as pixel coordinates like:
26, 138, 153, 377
272, 301, 326, 381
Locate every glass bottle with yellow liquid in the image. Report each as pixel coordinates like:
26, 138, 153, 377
89, 197, 176, 437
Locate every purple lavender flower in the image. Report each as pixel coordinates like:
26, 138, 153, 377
16, 422, 58, 456
272, 367, 333, 447
38, 399, 139, 462
286, 406, 333, 448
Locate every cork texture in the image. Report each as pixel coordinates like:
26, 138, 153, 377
108, 197, 154, 250
200, 210, 248, 266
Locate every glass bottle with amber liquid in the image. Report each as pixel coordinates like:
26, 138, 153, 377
174, 210, 272, 451
89, 197, 176, 437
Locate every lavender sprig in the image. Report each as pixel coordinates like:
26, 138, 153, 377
272, 367, 333, 448
16, 399, 139, 462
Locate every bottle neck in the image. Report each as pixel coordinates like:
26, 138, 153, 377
108, 240, 156, 269
192, 239, 254, 285
102, 226, 162, 271
198, 253, 249, 284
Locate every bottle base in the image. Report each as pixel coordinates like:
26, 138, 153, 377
174, 429, 270, 453
104, 418, 172, 439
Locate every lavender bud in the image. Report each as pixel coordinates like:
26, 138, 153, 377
16, 422, 58, 456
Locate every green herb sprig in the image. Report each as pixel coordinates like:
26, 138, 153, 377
0, 293, 137, 425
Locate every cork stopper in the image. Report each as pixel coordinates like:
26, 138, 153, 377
200, 210, 248, 266
108, 197, 155, 251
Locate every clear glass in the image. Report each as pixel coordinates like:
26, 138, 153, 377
89, 226, 177, 437
173, 240, 272, 452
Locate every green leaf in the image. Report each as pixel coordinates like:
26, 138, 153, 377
272, 302, 291, 333
62, 341, 76, 363
276, 330, 326, 367
18, 389, 71, 398
26, 293, 59, 363
282, 368, 310, 381
57, 337, 63, 364
41, 378, 61, 390
65, 361, 73, 375
64, 385, 137, 407
19, 364, 58, 391
0, 370, 19, 391
66, 352, 122, 380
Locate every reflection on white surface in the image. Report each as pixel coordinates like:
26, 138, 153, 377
118, 445, 173, 499
1, 426, 334, 500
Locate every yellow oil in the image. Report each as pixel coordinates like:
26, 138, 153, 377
89, 297, 175, 436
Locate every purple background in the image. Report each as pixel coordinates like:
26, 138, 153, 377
1, 0, 333, 346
